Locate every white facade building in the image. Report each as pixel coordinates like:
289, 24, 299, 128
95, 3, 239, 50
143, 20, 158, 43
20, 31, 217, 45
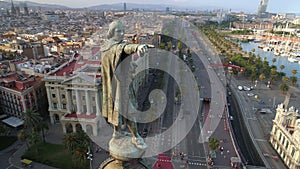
270, 103, 300, 169
43, 57, 102, 136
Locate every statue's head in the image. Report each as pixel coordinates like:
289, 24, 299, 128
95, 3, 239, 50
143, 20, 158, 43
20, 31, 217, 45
107, 21, 124, 42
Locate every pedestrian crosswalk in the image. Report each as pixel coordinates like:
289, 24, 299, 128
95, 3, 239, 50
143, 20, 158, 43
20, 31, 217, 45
188, 161, 207, 166
172, 159, 207, 166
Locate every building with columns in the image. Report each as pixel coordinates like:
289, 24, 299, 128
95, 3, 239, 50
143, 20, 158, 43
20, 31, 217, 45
270, 103, 300, 169
43, 55, 102, 136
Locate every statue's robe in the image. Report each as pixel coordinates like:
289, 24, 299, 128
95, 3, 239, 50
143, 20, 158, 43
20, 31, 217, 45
101, 41, 139, 126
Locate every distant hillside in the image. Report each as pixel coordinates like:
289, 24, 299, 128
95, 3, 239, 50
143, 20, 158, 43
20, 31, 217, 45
87, 3, 172, 11
0, 0, 69, 9
0, 0, 218, 11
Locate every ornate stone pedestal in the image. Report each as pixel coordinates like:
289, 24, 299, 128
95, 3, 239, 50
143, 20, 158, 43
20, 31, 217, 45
99, 136, 149, 169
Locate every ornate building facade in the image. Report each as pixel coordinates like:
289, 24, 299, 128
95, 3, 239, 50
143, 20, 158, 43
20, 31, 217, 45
270, 103, 300, 169
43, 56, 102, 136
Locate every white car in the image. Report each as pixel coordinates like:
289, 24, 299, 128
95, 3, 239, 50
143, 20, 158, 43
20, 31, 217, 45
247, 93, 254, 97
243, 86, 251, 91
238, 86, 243, 91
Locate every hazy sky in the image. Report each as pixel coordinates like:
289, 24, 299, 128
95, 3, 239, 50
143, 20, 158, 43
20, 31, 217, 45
18, 0, 300, 13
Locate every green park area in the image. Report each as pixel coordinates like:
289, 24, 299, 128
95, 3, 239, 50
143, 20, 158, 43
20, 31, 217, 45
0, 136, 17, 151
22, 142, 74, 169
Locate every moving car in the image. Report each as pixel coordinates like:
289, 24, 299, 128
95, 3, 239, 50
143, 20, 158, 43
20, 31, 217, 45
243, 86, 251, 91
238, 86, 243, 91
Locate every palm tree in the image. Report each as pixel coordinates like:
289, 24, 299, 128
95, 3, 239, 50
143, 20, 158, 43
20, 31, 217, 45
28, 129, 41, 154
159, 43, 165, 49
279, 65, 285, 71
269, 68, 277, 83
36, 121, 49, 143
17, 129, 29, 148
259, 73, 266, 87
282, 76, 289, 83
64, 132, 77, 152
291, 69, 297, 76
63, 131, 91, 169
208, 137, 219, 151
167, 41, 172, 51
22, 109, 42, 129
177, 41, 183, 51
279, 83, 289, 94
290, 76, 298, 86
0, 123, 10, 136
272, 58, 277, 65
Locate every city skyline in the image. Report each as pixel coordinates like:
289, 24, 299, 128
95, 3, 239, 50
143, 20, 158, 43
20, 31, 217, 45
13, 0, 300, 13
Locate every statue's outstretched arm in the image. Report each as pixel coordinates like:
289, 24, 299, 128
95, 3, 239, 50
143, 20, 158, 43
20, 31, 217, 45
124, 44, 155, 56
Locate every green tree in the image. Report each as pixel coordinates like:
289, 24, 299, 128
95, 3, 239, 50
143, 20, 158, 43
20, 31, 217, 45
250, 73, 257, 83
187, 48, 192, 58
177, 41, 183, 51
0, 123, 10, 136
28, 129, 41, 153
208, 137, 219, 151
290, 76, 298, 86
36, 121, 49, 143
17, 129, 29, 148
271, 58, 277, 65
282, 76, 289, 83
22, 109, 42, 129
259, 73, 266, 82
159, 43, 165, 49
279, 83, 289, 94
269, 68, 278, 84
167, 41, 172, 51
63, 131, 91, 169
279, 65, 285, 71
291, 69, 297, 76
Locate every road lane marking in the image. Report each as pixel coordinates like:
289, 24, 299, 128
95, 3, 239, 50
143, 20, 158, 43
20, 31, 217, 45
255, 138, 268, 142
247, 117, 257, 120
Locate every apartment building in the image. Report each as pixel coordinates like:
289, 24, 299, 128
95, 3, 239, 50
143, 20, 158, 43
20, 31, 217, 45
270, 103, 300, 169
0, 71, 47, 120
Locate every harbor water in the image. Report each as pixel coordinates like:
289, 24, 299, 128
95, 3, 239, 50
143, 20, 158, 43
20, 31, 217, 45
240, 42, 300, 85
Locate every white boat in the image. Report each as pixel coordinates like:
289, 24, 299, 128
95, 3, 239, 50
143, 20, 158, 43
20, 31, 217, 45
288, 57, 300, 63
274, 50, 281, 56
263, 46, 271, 52
254, 38, 263, 43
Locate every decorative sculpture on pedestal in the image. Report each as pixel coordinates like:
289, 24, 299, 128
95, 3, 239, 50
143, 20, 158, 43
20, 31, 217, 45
99, 20, 150, 169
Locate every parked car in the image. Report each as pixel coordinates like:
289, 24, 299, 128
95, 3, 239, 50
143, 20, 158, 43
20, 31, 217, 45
247, 93, 254, 97
243, 86, 251, 91
238, 86, 243, 91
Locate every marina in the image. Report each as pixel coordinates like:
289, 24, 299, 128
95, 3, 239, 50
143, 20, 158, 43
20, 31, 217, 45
240, 42, 300, 84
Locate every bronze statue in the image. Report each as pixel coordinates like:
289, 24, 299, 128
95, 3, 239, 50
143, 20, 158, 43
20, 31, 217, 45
101, 21, 148, 149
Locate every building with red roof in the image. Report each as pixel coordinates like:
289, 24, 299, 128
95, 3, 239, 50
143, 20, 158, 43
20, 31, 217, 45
0, 71, 48, 122
43, 55, 101, 136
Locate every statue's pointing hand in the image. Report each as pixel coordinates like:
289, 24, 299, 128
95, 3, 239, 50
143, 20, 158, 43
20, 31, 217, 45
137, 44, 154, 57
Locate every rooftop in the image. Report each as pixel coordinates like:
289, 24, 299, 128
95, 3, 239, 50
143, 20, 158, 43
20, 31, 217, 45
0, 72, 43, 92
49, 54, 101, 78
